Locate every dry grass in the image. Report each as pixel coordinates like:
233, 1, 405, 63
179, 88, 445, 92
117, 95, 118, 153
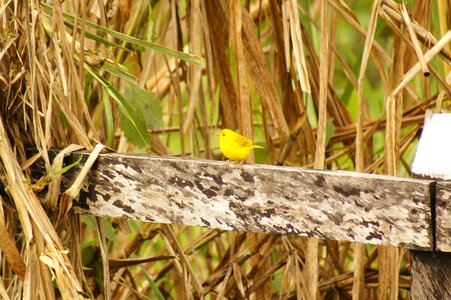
0, 0, 449, 299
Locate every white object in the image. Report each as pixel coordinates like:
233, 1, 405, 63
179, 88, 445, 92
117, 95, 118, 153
412, 113, 451, 179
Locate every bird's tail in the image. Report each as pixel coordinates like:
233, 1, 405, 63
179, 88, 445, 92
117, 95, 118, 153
252, 145, 264, 149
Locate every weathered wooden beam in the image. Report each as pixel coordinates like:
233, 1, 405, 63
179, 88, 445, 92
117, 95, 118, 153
435, 181, 451, 252
62, 152, 434, 250
411, 251, 451, 299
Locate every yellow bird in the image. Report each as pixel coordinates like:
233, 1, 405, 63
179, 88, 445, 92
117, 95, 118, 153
219, 129, 263, 167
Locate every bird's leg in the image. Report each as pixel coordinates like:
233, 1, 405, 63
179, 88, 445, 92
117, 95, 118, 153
224, 159, 231, 170
236, 160, 245, 169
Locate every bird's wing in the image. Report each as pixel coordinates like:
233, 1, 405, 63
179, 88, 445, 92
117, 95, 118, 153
233, 134, 254, 147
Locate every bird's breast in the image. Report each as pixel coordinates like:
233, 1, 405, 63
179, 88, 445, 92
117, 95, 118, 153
220, 141, 251, 161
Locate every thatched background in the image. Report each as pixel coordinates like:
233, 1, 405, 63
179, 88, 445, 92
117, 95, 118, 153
0, 0, 450, 299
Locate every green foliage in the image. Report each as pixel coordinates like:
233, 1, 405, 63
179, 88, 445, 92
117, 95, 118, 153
141, 265, 167, 300
85, 62, 151, 148
117, 102, 151, 149
41, 3, 204, 66
325, 118, 336, 147
102, 61, 138, 85
124, 84, 163, 130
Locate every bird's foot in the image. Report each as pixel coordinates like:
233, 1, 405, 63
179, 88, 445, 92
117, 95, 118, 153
224, 160, 230, 170
223, 160, 245, 169
236, 161, 245, 169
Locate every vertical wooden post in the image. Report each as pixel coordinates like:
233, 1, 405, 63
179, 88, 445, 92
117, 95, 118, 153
410, 251, 451, 299
411, 113, 451, 299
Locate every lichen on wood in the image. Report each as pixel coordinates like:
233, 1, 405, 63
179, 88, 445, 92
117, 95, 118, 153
436, 181, 451, 252
62, 152, 435, 250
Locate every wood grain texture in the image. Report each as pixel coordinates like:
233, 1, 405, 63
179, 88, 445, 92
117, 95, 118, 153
436, 181, 451, 252
411, 250, 451, 299
62, 153, 434, 250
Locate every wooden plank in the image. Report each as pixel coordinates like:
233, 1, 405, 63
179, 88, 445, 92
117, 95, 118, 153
436, 181, 451, 252
411, 250, 451, 299
62, 153, 434, 250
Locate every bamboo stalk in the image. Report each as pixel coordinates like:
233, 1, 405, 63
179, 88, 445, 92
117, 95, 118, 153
354, 0, 382, 297
392, 31, 451, 97
401, 2, 430, 76
306, 0, 330, 299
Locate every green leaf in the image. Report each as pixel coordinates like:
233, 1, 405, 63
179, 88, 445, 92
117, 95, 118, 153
326, 118, 336, 147
117, 97, 152, 149
102, 87, 115, 148
82, 215, 98, 230
41, 3, 204, 66
84, 63, 151, 148
56, 155, 83, 176
102, 218, 117, 241
81, 243, 97, 266
124, 83, 163, 130
102, 61, 138, 85
140, 265, 166, 300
